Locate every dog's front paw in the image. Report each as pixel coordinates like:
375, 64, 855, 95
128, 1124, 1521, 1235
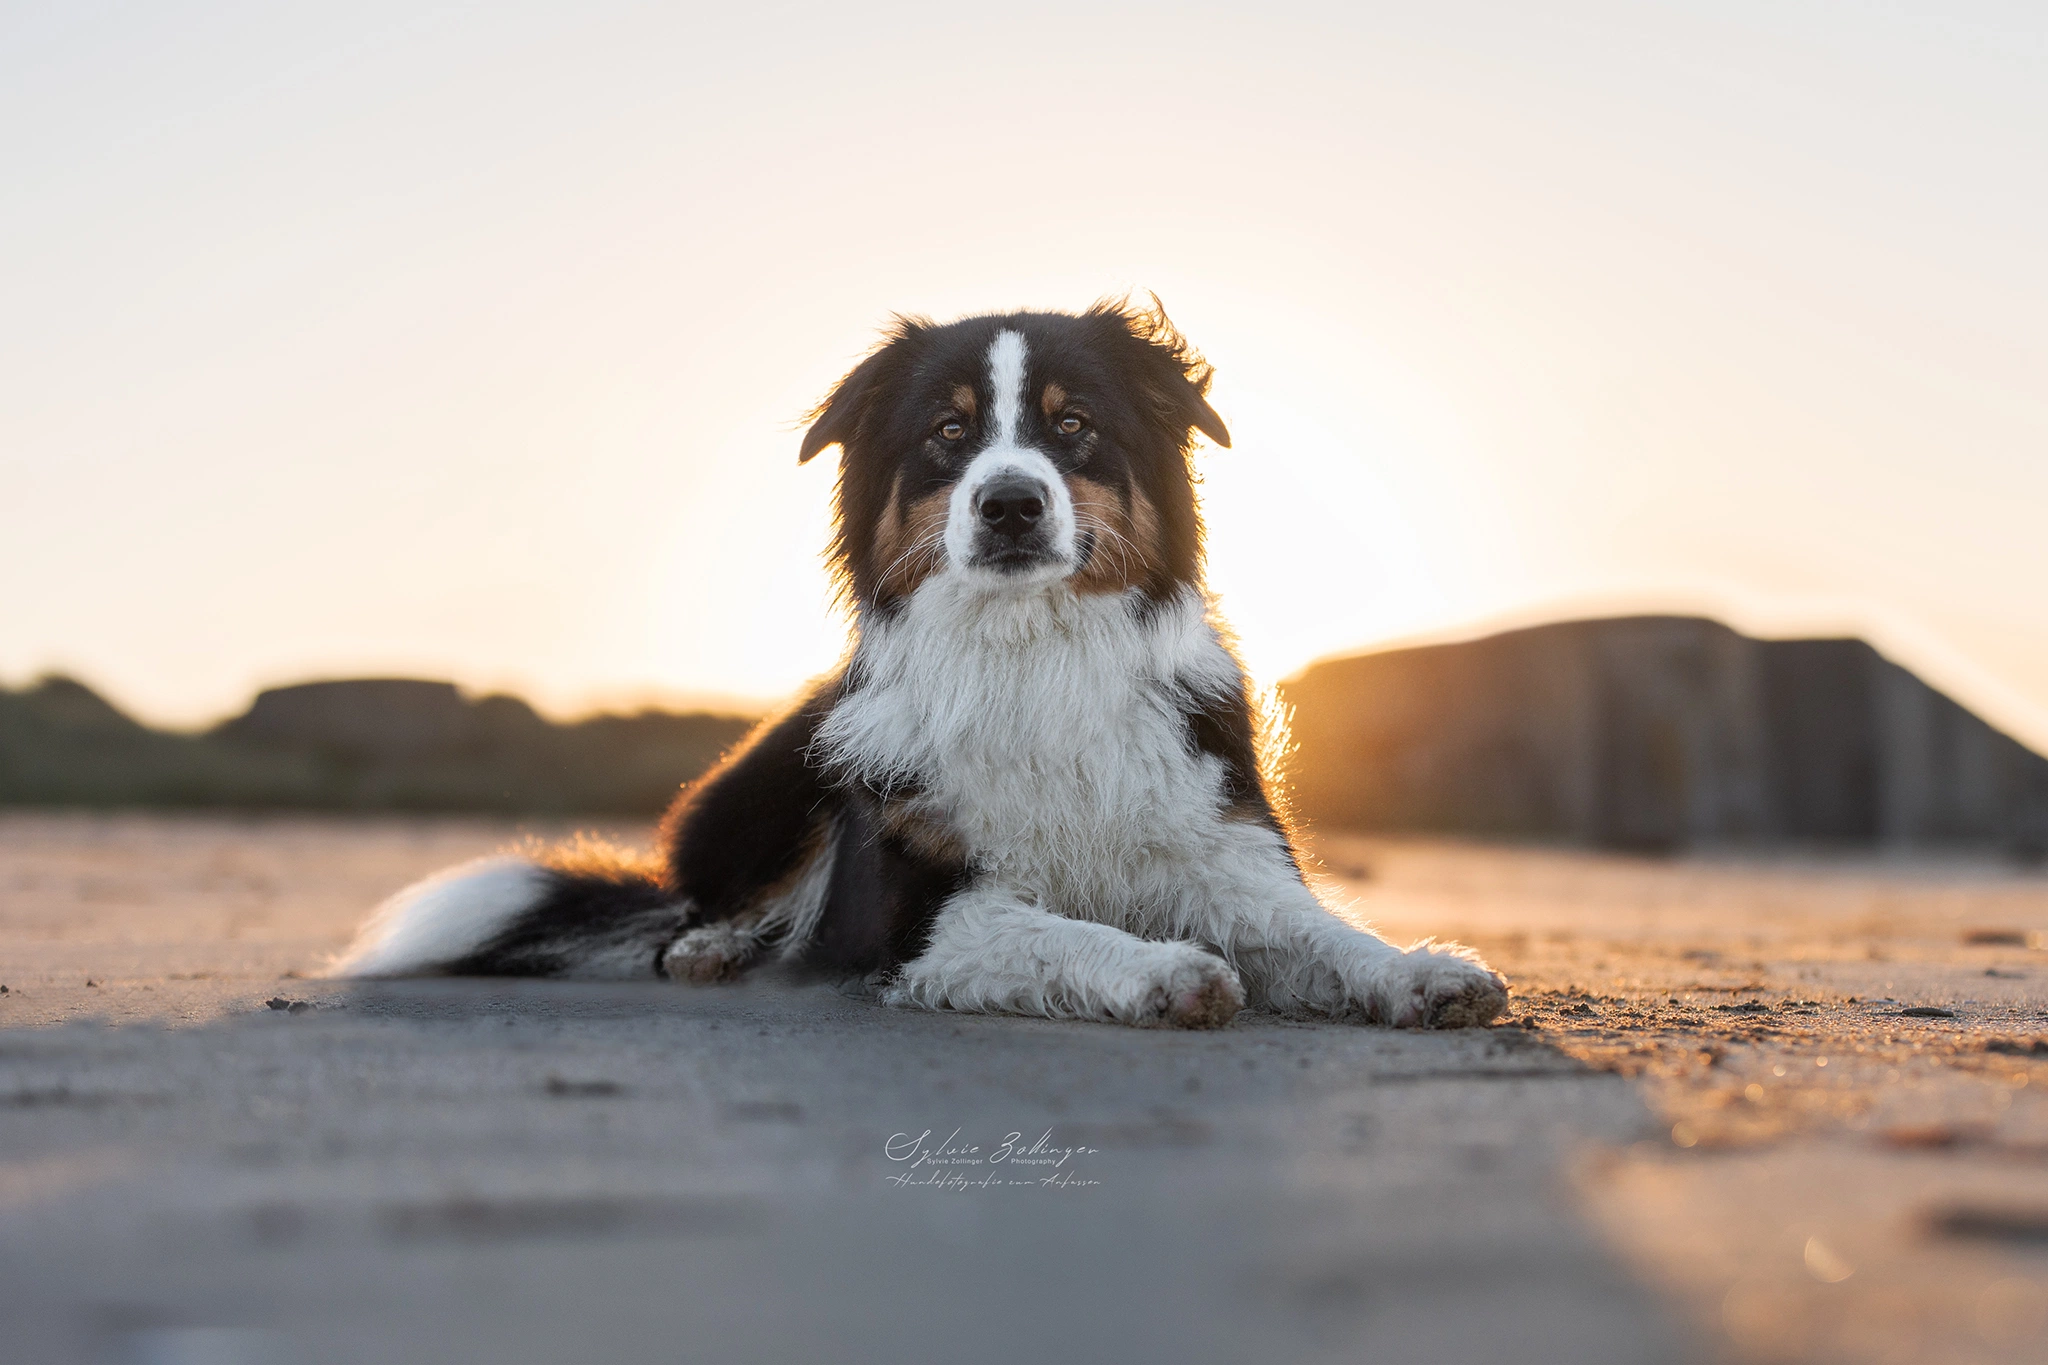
1137, 949, 1244, 1029
660, 922, 758, 984
1377, 945, 1508, 1029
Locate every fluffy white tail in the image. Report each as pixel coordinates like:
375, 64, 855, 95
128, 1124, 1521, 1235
323, 856, 550, 978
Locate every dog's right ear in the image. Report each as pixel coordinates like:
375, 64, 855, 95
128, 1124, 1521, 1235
798, 318, 923, 464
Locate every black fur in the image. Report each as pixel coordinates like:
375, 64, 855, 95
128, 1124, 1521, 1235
1183, 684, 1265, 811
659, 682, 839, 920
803, 793, 968, 974
651, 678, 968, 975
441, 867, 682, 977
1181, 677, 1299, 868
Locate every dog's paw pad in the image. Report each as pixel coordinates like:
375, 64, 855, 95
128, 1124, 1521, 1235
1143, 955, 1243, 1029
1380, 951, 1509, 1029
1166, 972, 1244, 1029
1424, 975, 1508, 1029
660, 926, 755, 984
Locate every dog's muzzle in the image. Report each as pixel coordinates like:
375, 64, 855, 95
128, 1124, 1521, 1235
970, 475, 1058, 572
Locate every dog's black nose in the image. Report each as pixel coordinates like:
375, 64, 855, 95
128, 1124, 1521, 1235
976, 479, 1047, 538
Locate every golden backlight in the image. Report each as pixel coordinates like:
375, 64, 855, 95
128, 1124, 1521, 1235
1, 5, 2042, 750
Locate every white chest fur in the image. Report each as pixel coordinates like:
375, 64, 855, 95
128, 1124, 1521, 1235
818, 579, 1246, 918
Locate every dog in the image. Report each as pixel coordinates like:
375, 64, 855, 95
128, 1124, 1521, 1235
326, 300, 1508, 1029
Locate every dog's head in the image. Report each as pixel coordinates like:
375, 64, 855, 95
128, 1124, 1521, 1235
799, 299, 1230, 612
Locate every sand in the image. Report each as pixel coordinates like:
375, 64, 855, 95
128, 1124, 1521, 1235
2, 812, 2044, 1363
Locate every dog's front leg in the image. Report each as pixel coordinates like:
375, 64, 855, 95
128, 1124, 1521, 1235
1173, 824, 1508, 1027
1230, 899, 1509, 1027
883, 885, 1243, 1028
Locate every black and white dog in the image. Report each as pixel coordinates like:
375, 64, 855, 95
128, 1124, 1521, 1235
328, 302, 1508, 1029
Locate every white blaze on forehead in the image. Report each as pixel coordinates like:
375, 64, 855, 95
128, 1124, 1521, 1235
940, 327, 1077, 579
986, 330, 1027, 444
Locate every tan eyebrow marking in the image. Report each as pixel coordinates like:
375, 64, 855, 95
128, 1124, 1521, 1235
950, 384, 977, 417
1040, 382, 1069, 417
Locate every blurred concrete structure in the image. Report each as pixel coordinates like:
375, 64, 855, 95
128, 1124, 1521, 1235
1282, 617, 2048, 853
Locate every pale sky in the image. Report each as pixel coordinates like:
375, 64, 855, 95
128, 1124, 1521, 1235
5, 2, 2045, 747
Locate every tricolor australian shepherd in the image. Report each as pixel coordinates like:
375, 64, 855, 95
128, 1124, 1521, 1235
328, 302, 1508, 1029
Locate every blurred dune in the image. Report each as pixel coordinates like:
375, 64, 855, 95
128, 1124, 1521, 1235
0, 675, 754, 815
1284, 616, 2048, 856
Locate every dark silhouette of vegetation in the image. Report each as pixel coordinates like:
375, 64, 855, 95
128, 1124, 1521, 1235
0, 675, 755, 815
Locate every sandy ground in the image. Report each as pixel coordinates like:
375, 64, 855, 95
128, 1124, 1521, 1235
1319, 834, 2048, 1365
1, 813, 2044, 1364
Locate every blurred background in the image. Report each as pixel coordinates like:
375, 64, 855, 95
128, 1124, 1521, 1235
4, 0, 2045, 844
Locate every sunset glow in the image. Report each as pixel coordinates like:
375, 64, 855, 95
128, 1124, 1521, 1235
4, 3, 2043, 748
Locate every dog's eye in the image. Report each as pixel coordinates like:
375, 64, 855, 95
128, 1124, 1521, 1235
1059, 415, 1085, 435
938, 421, 965, 441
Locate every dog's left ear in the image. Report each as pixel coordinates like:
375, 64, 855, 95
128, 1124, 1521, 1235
1178, 384, 1231, 450
799, 317, 924, 464
1099, 296, 1231, 450
1143, 348, 1232, 451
